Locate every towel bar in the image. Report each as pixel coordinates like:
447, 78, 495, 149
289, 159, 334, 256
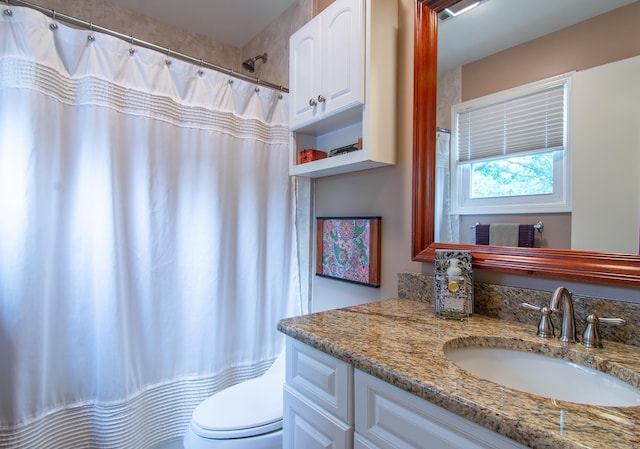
470, 221, 543, 233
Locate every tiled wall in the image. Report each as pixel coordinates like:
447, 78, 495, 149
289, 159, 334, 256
398, 272, 640, 347
242, 0, 312, 88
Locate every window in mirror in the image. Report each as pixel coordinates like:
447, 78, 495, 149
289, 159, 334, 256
451, 74, 571, 215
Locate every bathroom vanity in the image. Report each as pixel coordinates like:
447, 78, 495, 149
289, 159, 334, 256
278, 298, 640, 449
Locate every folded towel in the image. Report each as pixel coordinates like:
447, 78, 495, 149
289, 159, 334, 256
489, 223, 519, 247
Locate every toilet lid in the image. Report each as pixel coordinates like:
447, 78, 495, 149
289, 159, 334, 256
191, 354, 285, 439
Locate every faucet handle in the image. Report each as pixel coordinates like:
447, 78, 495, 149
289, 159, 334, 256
521, 303, 555, 338
582, 314, 626, 348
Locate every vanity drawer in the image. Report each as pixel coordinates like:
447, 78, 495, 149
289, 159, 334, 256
286, 337, 353, 424
283, 385, 353, 449
355, 369, 527, 449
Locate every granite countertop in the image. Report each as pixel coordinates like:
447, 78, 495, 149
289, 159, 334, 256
278, 298, 640, 449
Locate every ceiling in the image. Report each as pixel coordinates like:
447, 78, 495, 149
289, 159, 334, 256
109, 0, 636, 67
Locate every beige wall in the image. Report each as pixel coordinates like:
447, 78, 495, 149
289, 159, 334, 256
314, 0, 336, 15
461, 1, 640, 100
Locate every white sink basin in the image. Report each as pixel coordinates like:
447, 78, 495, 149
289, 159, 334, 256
445, 346, 640, 407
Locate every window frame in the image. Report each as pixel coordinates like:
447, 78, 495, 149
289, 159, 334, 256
450, 74, 573, 215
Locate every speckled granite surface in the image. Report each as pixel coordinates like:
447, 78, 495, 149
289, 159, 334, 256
398, 272, 640, 347
278, 298, 640, 449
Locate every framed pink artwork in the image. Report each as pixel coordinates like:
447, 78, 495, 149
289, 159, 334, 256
316, 217, 381, 288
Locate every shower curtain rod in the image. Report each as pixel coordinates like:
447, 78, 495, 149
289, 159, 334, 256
4, 0, 289, 93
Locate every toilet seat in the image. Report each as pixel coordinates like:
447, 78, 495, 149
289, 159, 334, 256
190, 418, 282, 440
190, 354, 285, 440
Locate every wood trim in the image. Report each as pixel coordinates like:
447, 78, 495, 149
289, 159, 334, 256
411, 1, 437, 259
369, 218, 381, 287
411, 1, 640, 287
422, 0, 461, 13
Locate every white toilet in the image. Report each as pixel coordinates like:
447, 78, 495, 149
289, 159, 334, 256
183, 354, 285, 449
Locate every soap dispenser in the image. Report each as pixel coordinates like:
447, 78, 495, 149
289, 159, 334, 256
435, 250, 473, 320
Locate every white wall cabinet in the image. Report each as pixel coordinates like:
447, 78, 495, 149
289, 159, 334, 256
283, 337, 528, 449
288, 0, 397, 178
289, 0, 363, 129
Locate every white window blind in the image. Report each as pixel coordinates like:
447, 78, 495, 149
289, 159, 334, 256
456, 81, 566, 163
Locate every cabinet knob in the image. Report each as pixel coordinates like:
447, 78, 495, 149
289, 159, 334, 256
308, 98, 317, 107
317, 94, 326, 103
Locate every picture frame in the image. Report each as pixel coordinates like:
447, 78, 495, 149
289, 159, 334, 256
316, 216, 381, 288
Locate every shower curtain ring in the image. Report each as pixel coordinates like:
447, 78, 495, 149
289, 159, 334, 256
49, 10, 59, 29
87, 22, 95, 41
129, 36, 136, 55
198, 59, 204, 76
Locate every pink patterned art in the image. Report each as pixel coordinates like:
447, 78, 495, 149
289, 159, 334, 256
316, 217, 381, 287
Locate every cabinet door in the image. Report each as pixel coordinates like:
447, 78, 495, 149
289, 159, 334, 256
320, 0, 364, 117
284, 385, 353, 449
289, 17, 322, 129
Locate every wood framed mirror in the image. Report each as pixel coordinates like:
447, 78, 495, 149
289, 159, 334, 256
412, 0, 640, 287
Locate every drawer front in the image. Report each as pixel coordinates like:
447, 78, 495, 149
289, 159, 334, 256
286, 337, 353, 423
355, 369, 528, 449
283, 385, 353, 449
354, 433, 382, 449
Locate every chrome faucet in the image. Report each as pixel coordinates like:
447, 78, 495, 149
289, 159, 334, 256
549, 287, 578, 343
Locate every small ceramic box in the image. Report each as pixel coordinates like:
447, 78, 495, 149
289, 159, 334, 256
299, 149, 327, 164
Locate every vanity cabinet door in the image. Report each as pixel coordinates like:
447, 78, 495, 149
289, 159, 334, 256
355, 369, 527, 449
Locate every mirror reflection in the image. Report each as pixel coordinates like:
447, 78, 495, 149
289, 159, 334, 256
434, 0, 639, 254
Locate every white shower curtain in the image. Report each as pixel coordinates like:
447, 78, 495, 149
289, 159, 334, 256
435, 130, 459, 243
0, 7, 300, 448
